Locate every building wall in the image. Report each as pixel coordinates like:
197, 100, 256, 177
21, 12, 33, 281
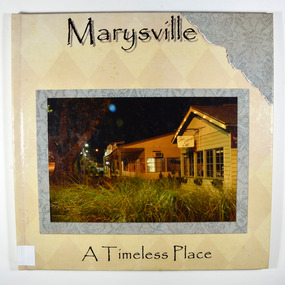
122, 134, 181, 179
181, 117, 237, 190
231, 148, 237, 189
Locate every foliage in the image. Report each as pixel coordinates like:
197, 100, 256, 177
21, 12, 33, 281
47, 105, 53, 113
50, 178, 236, 223
212, 179, 223, 189
85, 160, 99, 176
194, 178, 203, 185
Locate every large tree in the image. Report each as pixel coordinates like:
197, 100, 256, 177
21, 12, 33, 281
48, 98, 110, 184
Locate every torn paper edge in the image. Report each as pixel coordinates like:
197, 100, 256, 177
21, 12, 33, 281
181, 12, 273, 105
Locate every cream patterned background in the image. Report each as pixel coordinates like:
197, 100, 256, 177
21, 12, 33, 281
12, 12, 273, 270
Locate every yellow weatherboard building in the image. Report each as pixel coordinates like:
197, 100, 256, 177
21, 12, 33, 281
172, 104, 237, 190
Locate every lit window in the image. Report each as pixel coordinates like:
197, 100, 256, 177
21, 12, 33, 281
147, 158, 165, 173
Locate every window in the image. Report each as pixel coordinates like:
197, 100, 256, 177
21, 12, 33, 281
147, 158, 165, 173
206, 150, 214, 177
197, 151, 203, 177
183, 152, 194, 177
147, 158, 155, 172
194, 148, 224, 179
167, 158, 180, 174
188, 152, 194, 177
216, 148, 224, 178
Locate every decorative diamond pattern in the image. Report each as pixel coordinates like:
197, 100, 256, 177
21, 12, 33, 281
13, 12, 273, 270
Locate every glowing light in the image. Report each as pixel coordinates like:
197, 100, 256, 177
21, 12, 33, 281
85, 143, 89, 147
95, 149, 99, 152
109, 104, 116, 112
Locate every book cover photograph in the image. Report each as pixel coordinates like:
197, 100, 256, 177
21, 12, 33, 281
12, 12, 273, 270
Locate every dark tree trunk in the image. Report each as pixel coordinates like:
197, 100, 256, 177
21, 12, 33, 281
50, 151, 78, 185
49, 137, 87, 185
48, 98, 110, 185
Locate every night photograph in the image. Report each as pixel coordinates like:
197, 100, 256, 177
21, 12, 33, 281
48, 96, 237, 223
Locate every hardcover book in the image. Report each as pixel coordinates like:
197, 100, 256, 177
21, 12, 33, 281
12, 12, 273, 270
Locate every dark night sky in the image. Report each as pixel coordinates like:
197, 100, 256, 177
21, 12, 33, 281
92, 97, 236, 146
48, 97, 237, 161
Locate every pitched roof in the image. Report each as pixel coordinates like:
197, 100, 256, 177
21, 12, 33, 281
193, 105, 237, 125
172, 104, 237, 143
120, 132, 176, 148
104, 132, 176, 158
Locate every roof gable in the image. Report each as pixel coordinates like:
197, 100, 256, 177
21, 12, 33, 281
193, 105, 237, 125
172, 104, 237, 143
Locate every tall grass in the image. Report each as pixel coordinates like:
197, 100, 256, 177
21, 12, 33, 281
50, 178, 236, 223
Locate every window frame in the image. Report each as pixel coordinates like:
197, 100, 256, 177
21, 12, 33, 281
191, 148, 224, 180
167, 157, 181, 174
215, 147, 224, 178
147, 157, 165, 173
196, 150, 204, 177
206, 149, 214, 178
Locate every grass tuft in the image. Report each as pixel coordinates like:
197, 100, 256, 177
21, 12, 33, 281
50, 177, 236, 223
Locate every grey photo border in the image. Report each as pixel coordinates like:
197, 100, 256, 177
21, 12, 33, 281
36, 88, 249, 234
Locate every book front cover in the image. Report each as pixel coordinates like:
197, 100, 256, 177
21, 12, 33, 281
12, 12, 273, 270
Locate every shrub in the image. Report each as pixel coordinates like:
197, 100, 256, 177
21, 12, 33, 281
212, 179, 223, 189
86, 160, 98, 176
194, 178, 203, 185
